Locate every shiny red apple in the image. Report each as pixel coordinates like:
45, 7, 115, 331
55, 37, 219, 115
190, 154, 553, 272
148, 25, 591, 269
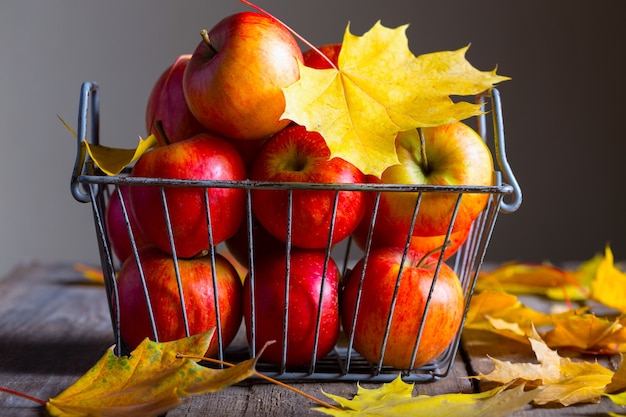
183, 12, 303, 141
129, 133, 246, 258
341, 246, 464, 369
243, 248, 340, 366
249, 124, 366, 249
145, 54, 207, 144
302, 43, 341, 69
115, 245, 243, 358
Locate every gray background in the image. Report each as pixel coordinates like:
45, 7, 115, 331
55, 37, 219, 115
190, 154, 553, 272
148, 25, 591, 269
1, 1, 624, 279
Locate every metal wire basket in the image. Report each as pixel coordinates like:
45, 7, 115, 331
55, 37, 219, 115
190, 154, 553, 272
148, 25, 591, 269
70, 81, 521, 382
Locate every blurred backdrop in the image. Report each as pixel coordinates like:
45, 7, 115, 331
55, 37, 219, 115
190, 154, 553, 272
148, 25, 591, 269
1, 0, 625, 279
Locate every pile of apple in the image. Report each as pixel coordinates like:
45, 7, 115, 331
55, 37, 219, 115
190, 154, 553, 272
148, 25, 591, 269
104, 11, 495, 370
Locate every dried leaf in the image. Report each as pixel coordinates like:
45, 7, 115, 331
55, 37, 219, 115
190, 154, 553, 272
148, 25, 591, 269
476, 327, 615, 406
313, 375, 539, 417
60, 115, 157, 176
282, 22, 508, 177
46, 330, 257, 417
590, 245, 626, 313
73, 264, 105, 284
542, 314, 626, 354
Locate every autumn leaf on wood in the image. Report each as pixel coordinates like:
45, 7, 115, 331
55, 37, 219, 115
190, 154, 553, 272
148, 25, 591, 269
476, 262, 587, 301
46, 330, 257, 417
312, 375, 539, 417
476, 326, 616, 406
590, 245, 626, 313
60, 115, 157, 176
282, 22, 509, 177
542, 313, 626, 354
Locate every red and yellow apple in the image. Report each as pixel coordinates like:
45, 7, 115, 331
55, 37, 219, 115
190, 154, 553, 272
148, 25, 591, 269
105, 185, 151, 264
341, 246, 464, 369
145, 54, 207, 145
302, 43, 341, 69
249, 124, 366, 249
129, 133, 246, 258
243, 248, 340, 366
369, 122, 494, 238
183, 12, 303, 141
115, 245, 243, 358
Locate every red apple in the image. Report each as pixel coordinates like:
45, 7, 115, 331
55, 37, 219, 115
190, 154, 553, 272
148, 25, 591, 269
115, 245, 243, 358
370, 122, 494, 238
302, 43, 341, 69
243, 248, 340, 366
249, 124, 366, 249
183, 12, 303, 141
145, 54, 207, 144
105, 185, 151, 263
351, 199, 471, 261
129, 133, 246, 258
341, 247, 464, 369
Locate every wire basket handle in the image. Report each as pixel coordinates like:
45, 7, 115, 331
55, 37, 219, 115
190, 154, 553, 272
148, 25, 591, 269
71, 81, 100, 203
484, 88, 522, 214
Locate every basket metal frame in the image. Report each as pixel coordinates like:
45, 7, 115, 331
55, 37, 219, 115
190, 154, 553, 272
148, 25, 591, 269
70, 81, 521, 382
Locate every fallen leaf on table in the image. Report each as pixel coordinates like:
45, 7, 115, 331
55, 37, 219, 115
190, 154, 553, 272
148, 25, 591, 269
73, 264, 105, 284
476, 326, 615, 406
590, 245, 626, 313
282, 21, 509, 177
312, 375, 539, 417
542, 313, 626, 354
46, 329, 258, 417
476, 262, 586, 301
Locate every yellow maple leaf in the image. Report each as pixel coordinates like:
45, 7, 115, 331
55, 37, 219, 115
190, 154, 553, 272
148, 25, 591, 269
60, 115, 157, 176
542, 314, 626, 354
282, 22, 509, 177
591, 245, 626, 313
476, 327, 615, 406
313, 375, 539, 417
46, 330, 257, 417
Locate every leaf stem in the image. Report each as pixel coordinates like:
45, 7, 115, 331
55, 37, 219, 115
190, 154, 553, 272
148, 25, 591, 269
418, 128, 429, 174
239, 0, 338, 70
177, 354, 341, 411
0, 387, 46, 406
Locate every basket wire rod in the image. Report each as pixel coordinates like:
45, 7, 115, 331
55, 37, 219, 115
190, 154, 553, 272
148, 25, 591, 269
309, 189, 342, 374
245, 189, 258, 359
280, 189, 295, 374
159, 185, 191, 339
374, 189, 424, 373
204, 187, 225, 364
485, 89, 522, 214
89, 184, 124, 354
72, 81, 100, 203
404, 192, 464, 374
343, 191, 382, 373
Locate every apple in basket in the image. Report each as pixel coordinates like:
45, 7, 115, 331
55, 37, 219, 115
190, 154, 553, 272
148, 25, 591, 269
128, 132, 246, 258
115, 245, 243, 358
183, 11, 303, 141
302, 43, 342, 69
367, 122, 494, 239
249, 124, 366, 249
105, 185, 151, 264
341, 246, 464, 369
243, 248, 341, 366
145, 54, 207, 144
351, 208, 471, 261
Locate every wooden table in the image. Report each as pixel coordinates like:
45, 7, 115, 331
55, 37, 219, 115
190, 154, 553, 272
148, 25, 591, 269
0, 261, 622, 416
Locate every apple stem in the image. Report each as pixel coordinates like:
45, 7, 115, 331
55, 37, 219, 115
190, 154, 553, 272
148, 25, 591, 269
416, 242, 448, 268
200, 29, 219, 55
418, 128, 429, 174
239, 0, 338, 70
153, 120, 171, 146
0, 387, 46, 406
